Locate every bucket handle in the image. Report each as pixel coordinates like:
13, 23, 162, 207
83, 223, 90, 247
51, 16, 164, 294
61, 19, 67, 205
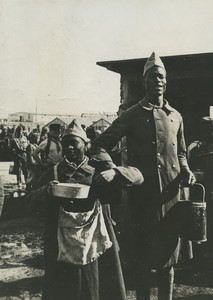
190, 183, 205, 203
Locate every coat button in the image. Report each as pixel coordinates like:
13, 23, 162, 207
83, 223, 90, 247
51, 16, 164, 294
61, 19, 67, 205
152, 141, 156, 144
157, 153, 160, 156
172, 164, 176, 168
158, 165, 161, 169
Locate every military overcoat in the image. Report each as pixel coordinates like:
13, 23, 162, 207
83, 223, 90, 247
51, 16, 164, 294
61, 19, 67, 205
91, 98, 191, 268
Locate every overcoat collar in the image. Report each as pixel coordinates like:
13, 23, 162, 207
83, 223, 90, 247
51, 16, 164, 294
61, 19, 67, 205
58, 156, 94, 177
138, 97, 174, 113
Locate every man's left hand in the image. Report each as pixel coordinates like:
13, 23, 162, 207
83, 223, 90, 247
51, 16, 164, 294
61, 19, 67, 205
182, 169, 196, 186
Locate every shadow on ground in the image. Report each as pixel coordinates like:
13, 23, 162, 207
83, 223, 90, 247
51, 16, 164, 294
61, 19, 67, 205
22, 255, 44, 270
0, 276, 43, 298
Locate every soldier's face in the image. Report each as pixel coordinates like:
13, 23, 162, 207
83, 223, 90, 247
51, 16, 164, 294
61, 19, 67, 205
50, 130, 60, 139
62, 135, 85, 163
144, 66, 167, 97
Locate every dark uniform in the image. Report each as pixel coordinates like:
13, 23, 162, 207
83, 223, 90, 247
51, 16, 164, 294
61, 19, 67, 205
91, 97, 193, 298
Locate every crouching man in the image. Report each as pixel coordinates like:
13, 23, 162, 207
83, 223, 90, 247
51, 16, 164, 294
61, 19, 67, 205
27, 119, 143, 300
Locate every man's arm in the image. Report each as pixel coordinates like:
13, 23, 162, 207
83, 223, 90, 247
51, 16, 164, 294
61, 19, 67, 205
26, 145, 36, 166
32, 141, 46, 167
94, 166, 144, 187
177, 119, 196, 185
177, 119, 189, 168
90, 111, 129, 161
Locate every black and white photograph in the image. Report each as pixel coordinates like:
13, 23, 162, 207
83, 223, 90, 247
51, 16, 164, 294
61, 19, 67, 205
0, 0, 213, 299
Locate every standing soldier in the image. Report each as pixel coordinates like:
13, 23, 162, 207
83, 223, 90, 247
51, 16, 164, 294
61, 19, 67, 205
27, 119, 143, 300
11, 125, 29, 188
90, 52, 196, 300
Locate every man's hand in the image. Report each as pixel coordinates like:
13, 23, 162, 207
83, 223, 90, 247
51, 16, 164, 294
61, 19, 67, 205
94, 169, 117, 185
182, 169, 196, 186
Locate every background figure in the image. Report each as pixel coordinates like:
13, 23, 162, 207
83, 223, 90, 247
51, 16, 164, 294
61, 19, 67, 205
90, 52, 195, 300
188, 116, 213, 268
0, 176, 4, 218
11, 124, 28, 188
26, 132, 40, 192
86, 126, 97, 141
32, 123, 63, 171
85, 126, 101, 155
27, 128, 39, 141
39, 126, 49, 144
0, 126, 13, 161
11, 125, 17, 138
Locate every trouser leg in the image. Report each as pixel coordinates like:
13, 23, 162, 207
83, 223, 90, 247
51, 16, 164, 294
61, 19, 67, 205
135, 264, 151, 300
21, 158, 28, 183
157, 266, 174, 300
16, 173, 21, 185
98, 247, 127, 300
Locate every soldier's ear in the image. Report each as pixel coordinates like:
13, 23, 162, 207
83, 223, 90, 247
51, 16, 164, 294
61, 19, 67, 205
84, 142, 90, 153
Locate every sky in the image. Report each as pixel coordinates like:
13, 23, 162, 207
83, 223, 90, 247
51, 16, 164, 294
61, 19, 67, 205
0, 0, 213, 118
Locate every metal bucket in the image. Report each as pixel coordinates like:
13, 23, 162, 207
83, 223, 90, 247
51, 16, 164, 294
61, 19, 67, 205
184, 183, 207, 243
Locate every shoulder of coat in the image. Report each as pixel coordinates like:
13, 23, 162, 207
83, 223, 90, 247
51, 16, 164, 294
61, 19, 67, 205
167, 105, 182, 121
119, 102, 143, 119
172, 109, 182, 120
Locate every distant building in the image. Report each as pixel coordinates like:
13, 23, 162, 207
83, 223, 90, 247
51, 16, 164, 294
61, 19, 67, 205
5, 111, 116, 132
45, 117, 68, 129
8, 112, 34, 123
34, 113, 80, 125
44, 115, 116, 132
7, 112, 35, 132
92, 118, 116, 132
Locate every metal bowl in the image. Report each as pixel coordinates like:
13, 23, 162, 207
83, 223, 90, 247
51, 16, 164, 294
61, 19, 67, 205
51, 183, 90, 199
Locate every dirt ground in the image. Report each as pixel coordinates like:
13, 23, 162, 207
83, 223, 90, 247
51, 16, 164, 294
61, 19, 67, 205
1, 198, 213, 300
0, 214, 44, 300
0, 163, 213, 300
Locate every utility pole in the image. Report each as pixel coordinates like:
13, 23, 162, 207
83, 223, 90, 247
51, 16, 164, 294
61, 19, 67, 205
35, 99, 38, 122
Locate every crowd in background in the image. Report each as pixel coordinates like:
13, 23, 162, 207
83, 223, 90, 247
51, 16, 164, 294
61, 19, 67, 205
0, 122, 103, 192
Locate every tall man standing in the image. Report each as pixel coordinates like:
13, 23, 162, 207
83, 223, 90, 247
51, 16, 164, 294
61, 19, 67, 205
90, 52, 196, 300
